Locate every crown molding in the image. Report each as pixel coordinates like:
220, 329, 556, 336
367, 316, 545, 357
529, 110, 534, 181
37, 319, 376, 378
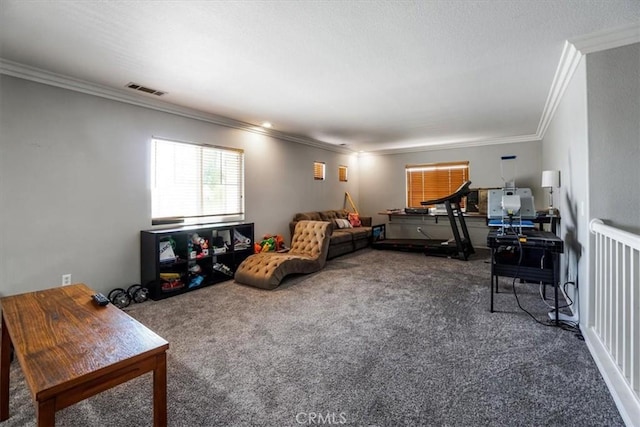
536, 22, 640, 139
570, 22, 640, 55
3, 20, 639, 157
0, 58, 550, 157
367, 134, 541, 156
536, 41, 583, 138
0, 58, 352, 155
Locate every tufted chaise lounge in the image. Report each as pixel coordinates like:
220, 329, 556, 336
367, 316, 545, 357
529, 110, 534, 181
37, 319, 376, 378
234, 220, 332, 290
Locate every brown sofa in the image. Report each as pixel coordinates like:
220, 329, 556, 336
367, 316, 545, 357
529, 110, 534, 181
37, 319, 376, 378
290, 209, 372, 259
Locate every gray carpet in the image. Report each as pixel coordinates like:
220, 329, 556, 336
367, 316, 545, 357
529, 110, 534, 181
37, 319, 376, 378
3, 249, 623, 426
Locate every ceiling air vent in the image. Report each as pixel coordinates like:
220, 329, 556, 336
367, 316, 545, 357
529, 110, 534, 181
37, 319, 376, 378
126, 82, 166, 96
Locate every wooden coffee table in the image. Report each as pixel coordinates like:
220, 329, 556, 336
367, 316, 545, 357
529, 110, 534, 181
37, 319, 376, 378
0, 283, 169, 426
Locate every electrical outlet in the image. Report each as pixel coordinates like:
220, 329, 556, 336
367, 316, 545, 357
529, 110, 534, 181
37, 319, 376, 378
62, 274, 72, 286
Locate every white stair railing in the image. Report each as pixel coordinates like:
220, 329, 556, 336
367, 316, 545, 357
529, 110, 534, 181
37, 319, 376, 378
588, 218, 640, 426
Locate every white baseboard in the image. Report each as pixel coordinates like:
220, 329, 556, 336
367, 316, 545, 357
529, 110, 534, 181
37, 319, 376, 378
583, 327, 640, 427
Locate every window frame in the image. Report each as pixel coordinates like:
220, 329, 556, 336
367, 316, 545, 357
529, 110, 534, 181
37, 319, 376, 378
338, 165, 348, 182
405, 161, 469, 208
313, 161, 326, 181
151, 137, 245, 225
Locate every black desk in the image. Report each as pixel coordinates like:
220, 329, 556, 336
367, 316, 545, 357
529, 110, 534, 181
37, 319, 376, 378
487, 229, 564, 323
532, 215, 560, 234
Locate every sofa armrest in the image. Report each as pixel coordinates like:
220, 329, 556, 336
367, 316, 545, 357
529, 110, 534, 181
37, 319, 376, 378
360, 216, 372, 227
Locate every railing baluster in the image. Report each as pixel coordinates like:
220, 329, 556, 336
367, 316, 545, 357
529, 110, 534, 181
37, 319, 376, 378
632, 248, 639, 393
589, 219, 640, 406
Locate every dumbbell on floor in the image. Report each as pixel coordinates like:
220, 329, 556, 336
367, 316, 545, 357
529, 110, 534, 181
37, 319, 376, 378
127, 284, 149, 303
108, 288, 131, 309
108, 284, 148, 309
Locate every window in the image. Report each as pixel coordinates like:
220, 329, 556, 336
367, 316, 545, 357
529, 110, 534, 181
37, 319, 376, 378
151, 138, 244, 223
338, 165, 348, 182
406, 161, 469, 208
313, 161, 325, 180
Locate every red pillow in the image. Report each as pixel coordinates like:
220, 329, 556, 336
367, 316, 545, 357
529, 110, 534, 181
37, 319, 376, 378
348, 212, 362, 227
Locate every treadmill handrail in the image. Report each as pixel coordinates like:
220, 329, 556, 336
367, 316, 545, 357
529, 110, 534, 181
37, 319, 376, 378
420, 181, 472, 206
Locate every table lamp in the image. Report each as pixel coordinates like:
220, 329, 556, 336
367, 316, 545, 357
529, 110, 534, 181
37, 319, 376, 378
541, 170, 560, 215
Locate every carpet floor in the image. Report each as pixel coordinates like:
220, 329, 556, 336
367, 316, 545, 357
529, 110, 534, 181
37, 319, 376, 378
3, 248, 623, 426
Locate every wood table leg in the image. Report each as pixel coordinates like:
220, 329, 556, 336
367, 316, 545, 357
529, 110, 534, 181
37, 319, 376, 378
1, 315, 11, 421
37, 398, 55, 427
153, 352, 167, 427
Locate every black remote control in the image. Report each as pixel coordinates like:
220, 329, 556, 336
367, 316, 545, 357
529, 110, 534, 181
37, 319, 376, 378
92, 293, 109, 306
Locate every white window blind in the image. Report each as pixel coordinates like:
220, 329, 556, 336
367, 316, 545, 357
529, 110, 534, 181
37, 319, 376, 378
151, 138, 244, 222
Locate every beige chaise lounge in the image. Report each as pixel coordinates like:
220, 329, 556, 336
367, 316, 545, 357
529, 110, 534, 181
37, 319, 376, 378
234, 220, 332, 290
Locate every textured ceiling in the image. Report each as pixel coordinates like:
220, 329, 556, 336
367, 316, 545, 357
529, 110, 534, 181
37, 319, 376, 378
1, 1, 639, 153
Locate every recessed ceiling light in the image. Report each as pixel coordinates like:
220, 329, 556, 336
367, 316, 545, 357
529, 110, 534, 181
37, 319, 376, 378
261, 122, 272, 128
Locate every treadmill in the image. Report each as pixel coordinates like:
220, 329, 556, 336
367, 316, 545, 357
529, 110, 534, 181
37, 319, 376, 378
371, 181, 475, 260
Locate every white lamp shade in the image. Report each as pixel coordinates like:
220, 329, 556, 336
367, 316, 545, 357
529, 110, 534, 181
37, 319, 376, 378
541, 170, 560, 188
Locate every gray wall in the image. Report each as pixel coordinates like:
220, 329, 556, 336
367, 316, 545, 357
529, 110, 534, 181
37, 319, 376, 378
0, 75, 358, 296
587, 43, 640, 235
4, 40, 636, 302
359, 142, 543, 221
358, 142, 542, 246
541, 58, 589, 320
541, 42, 640, 326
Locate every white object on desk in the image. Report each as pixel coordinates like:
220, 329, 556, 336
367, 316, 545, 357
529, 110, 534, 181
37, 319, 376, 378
541, 170, 560, 213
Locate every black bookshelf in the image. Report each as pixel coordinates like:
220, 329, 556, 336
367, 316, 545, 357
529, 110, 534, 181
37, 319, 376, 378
141, 222, 254, 300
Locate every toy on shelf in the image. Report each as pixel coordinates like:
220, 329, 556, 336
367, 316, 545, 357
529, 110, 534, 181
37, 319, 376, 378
189, 233, 209, 259
213, 262, 233, 276
159, 238, 177, 263
188, 264, 202, 274
200, 238, 209, 256
159, 272, 184, 292
212, 234, 228, 254
188, 275, 204, 288
234, 229, 252, 251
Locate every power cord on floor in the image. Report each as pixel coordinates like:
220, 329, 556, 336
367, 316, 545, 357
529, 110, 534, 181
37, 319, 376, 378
502, 226, 550, 326
539, 281, 575, 310
511, 271, 582, 335
503, 226, 582, 337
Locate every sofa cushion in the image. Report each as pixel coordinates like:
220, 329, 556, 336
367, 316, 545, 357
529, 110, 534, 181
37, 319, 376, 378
319, 209, 349, 222
348, 212, 362, 227
334, 218, 352, 229
293, 211, 324, 221
330, 231, 354, 244
337, 227, 370, 239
